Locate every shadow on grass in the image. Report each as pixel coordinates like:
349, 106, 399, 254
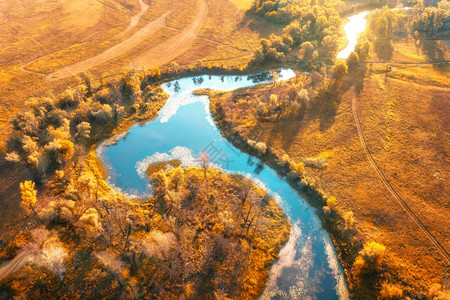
421, 39, 449, 72
374, 38, 394, 61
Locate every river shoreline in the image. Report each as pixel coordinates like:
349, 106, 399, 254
206, 89, 358, 295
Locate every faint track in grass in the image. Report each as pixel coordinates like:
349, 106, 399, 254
0, 252, 31, 280
131, 0, 209, 69
24, 0, 244, 80
351, 81, 450, 266
47, 10, 170, 80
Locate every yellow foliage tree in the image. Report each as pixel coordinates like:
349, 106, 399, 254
343, 211, 355, 229
20, 180, 37, 215
326, 196, 337, 208
295, 162, 305, 174
354, 241, 386, 274
60, 139, 74, 161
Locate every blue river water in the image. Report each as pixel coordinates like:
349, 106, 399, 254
97, 69, 349, 299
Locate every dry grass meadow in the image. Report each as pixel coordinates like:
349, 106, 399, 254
208, 44, 449, 296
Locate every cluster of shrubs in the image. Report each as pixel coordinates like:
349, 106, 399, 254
368, 1, 449, 39
250, 0, 302, 24
251, 0, 343, 68
6, 70, 168, 181
411, 1, 449, 37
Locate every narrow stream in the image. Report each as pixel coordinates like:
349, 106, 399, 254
97, 11, 371, 299
337, 10, 370, 59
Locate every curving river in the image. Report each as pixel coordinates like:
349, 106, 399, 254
97, 69, 348, 299
97, 11, 371, 299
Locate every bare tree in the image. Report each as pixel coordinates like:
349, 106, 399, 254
199, 152, 210, 183
33, 244, 68, 281
95, 251, 125, 287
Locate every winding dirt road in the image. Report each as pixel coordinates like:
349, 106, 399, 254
0, 252, 32, 280
26, 0, 241, 80
351, 82, 450, 265
131, 0, 208, 69
48, 6, 169, 80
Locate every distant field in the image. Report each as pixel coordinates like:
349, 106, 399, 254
228, 0, 254, 10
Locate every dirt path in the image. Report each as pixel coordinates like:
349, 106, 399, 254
27, 0, 244, 80
19, 0, 150, 78
363, 61, 449, 65
0, 252, 32, 280
131, 0, 209, 69
351, 82, 450, 265
48, 8, 169, 80
128, 0, 150, 31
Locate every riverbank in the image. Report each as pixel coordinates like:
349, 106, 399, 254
205, 64, 449, 298
205, 86, 360, 293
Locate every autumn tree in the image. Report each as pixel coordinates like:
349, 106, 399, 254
255, 142, 267, 154
5, 151, 20, 163
137, 230, 177, 260
343, 211, 355, 229
23, 228, 50, 253
354, 241, 386, 274
355, 40, 371, 62
95, 251, 125, 287
20, 180, 38, 215
332, 60, 348, 81
78, 208, 102, 236
31, 237, 68, 282
347, 51, 360, 73
75, 121, 91, 143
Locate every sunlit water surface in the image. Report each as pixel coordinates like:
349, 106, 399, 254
337, 11, 370, 59
97, 69, 350, 299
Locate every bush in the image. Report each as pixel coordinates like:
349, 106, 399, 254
343, 211, 355, 229
295, 162, 304, 174
303, 157, 327, 169
326, 196, 337, 208
354, 241, 386, 274
332, 60, 348, 80
255, 142, 267, 154
380, 283, 403, 299
347, 51, 360, 73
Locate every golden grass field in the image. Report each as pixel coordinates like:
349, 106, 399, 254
208, 41, 449, 297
